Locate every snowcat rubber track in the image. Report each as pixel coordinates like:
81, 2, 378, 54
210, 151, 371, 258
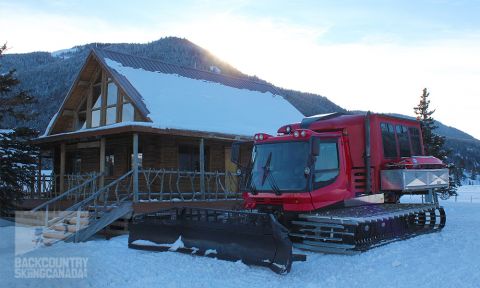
128, 207, 301, 274
290, 204, 446, 254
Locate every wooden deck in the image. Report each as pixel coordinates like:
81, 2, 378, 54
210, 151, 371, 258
132, 200, 243, 214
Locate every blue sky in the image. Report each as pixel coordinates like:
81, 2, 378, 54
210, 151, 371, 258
1, 0, 479, 138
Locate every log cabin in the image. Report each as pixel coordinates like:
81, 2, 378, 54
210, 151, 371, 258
22, 48, 303, 242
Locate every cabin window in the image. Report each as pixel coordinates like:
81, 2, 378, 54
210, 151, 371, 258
76, 98, 87, 130
106, 107, 116, 125
313, 140, 339, 189
105, 81, 118, 125
130, 153, 143, 170
91, 84, 102, 127
122, 96, 134, 122
105, 154, 115, 177
178, 145, 209, 171
91, 110, 101, 128
72, 157, 82, 174
107, 82, 117, 106
77, 112, 86, 130
409, 127, 422, 155
396, 125, 411, 157
381, 122, 398, 158
92, 85, 102, 109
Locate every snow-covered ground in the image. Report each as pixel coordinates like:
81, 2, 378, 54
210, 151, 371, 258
1, 186, 479, 288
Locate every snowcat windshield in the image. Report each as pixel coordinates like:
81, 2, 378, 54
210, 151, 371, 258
249, 141, 309, 192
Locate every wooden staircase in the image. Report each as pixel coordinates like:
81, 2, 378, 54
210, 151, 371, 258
30, 170, 134, 245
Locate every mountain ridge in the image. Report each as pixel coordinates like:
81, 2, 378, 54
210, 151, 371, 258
1, 36, 478, 175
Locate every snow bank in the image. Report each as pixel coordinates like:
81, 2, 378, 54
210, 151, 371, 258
445, 184, 480, 203
105, 58, 304, 136
131, 237, 184, 251
2, 187, 480, 287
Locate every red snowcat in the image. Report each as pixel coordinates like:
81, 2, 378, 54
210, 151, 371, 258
128, 113, 448, 274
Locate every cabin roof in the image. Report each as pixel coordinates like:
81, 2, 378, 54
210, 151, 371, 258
41, 48, 304, 140
93, 48, 283, 116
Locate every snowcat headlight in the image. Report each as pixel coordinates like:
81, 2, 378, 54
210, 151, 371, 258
304, 167, 311, 175
254, 135, 259, 140
259, 134, 264, 140
286, 126, 292, 134
293, 131, 299, 137
300, 131, 306, 137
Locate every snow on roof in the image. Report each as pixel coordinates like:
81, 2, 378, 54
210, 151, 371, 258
41, 112, 58, 137
103, 57, 304, 136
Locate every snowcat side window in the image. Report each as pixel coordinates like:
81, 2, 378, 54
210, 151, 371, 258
312, 140, 339, 189
408, 127, 422, 155
381, 123, 398, 158
396, 125, 411, 157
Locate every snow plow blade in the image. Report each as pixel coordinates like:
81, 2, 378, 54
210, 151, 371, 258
128, 207, 298, 274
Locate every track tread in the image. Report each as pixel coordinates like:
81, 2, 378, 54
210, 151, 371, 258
290, 204, 446, 254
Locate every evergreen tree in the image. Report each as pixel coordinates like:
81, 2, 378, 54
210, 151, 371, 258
414, 88, 449, 160
0, 43, 38, 216
0, 44, 36, 123
414, 88, 457, 198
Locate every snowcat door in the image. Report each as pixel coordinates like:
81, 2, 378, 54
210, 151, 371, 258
231, 140, 253, 168
231, 141, 254, 192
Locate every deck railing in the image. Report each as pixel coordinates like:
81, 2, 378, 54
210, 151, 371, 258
23, 173, 98, 199
29, 170, 133, 243
138, 169, 242, 201
24, 169, 242, 203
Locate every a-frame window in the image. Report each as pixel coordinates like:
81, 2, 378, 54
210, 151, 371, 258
122, 95, 134, 122
105, 80, 118, 125
91, 73, 102, 128
78, 70, 139, 131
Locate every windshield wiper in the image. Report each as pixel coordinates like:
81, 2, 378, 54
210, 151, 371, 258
248, 175, 258, 195
266, 170, 282, 196
261, 152, 272, 186
261, 152, 282, 195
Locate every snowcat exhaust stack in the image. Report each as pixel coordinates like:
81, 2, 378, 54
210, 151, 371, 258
128, 207, 300, 274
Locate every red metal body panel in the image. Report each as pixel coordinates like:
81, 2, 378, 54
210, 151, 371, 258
247, 113, 427, 212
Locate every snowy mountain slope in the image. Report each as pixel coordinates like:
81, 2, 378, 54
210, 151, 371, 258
2, 37, 478, 175
0, 37, 343, 131
2, 186, 480, 288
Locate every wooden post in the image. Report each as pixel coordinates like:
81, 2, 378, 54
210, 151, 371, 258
60, 143, 66, 194
37, 153, 42, 197
100, 72, 107, 126
100, 137, 106, 188
133, 133, 139, 202
86, 83, 93, 128
199, 138, 205, 199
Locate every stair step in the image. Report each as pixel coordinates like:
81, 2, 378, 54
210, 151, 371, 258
77, 211, 90, 218
71, 201, 133, 243
52, 223, 87, 233
42, 230, 73, 240
43, 238, 60, 246
88, 206, 116, 212
67, 217, 89, 225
